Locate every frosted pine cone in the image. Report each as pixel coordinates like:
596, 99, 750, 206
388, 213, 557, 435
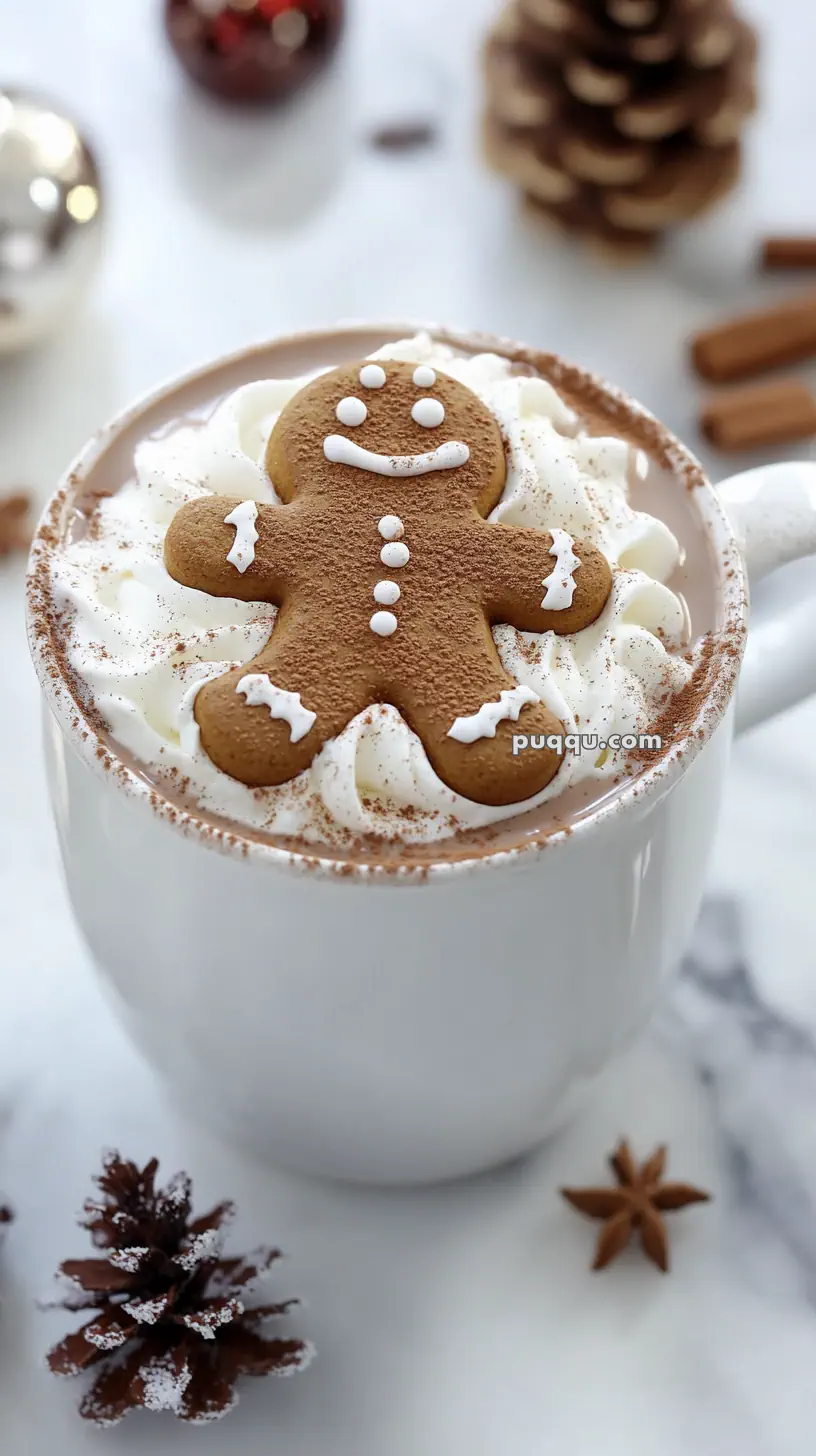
483, 0, 758, 258
46, 1153, 313, 1426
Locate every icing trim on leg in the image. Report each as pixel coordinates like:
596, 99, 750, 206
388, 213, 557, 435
236, 675, 317, 744
448, 686, 541, 744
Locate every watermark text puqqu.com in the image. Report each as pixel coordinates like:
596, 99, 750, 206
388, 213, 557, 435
511, 732, 663, 756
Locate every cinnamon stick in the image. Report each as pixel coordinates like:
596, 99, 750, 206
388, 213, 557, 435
761, 236, 816, 271
700, 379, 816, 451
690, 292, 816, 382
0, 491, 33, 556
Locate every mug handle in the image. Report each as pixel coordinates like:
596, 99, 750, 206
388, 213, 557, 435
717, 462, 816, 734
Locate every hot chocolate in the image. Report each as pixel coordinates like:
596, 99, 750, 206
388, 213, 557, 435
32, 326, 723, 866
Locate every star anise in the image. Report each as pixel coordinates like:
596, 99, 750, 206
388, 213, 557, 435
0, 492, 33, 557
561, 1140, 711, 1273
46, 1152, 313, 1426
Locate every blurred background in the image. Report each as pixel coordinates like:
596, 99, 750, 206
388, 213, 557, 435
2, 2, 816, 1452
2, 0, 813, 493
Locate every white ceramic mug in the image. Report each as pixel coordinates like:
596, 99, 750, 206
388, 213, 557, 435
26, 326, 816, 1185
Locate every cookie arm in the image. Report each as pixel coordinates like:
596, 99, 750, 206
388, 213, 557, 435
164, 496, 297, 603
469, 521, 614, 635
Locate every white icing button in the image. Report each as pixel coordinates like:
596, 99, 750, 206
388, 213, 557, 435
336, 396, 367, 427
378, 514, 404, 540
412, 365, 437, 388
359, 364, 386, 389
370, 611, 398, 637
411, 397, 445, 428
374, 580, 401, 606
381, 542, 410, 568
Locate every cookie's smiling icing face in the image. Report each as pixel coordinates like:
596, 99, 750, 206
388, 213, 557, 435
325, 365, 469, 474
266, 359, 507, 514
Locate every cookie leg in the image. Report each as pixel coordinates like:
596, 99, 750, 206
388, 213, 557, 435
194, 610, 371, 788
396, 631, 566, 808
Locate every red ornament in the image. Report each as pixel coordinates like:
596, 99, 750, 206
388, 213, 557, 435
164, 0, 345, 105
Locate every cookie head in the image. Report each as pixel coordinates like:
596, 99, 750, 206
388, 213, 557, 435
266, 359, 507, 515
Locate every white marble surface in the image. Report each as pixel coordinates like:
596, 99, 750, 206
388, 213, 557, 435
3, 0, 816, 1449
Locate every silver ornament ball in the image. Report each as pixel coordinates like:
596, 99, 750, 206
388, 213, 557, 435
0, 89, 103, 354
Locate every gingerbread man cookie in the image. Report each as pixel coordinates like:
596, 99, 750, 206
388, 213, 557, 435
164, 360, 613, 807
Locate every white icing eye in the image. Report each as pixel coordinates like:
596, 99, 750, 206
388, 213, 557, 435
373, 580, 401, 606
359, 364, 386, 389
412, 365, 437, 388
378, 515, 404, 540
336, 396, 367, 427
381, 542, 410, 568
370, 610, 398, 637
412, 397, 445, 428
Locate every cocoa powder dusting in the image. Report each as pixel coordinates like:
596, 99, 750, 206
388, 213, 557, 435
26, 324, 746, 877
629, 633, 726, 770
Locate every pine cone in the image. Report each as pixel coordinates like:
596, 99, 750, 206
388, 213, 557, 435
483, 0, 758, 258
46, 1153, 313, 1426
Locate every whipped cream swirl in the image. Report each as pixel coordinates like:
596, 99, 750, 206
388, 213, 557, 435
52, 334, 693, 846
